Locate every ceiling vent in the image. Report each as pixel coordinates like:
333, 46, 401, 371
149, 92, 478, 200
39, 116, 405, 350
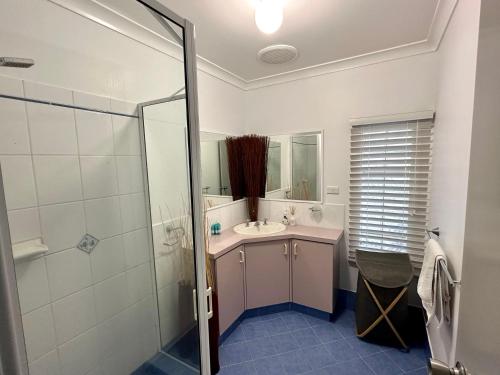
257, 44, 298, 64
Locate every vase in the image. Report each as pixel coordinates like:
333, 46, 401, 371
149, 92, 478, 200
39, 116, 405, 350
247, 196, 259, 221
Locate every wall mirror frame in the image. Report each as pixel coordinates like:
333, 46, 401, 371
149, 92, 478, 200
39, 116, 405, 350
264, 130, 324, 204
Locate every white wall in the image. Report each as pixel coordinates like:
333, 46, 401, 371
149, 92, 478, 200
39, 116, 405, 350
428, 0, 481, 365
0, 0, 246, 135
456, 1, 500, 373
244, 53, 439, 290
0, 76, 156, 375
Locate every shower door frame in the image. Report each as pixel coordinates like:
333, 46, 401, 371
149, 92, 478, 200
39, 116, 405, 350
136, 1, 211, 374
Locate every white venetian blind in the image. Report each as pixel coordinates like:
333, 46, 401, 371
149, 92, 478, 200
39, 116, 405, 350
348, 112, 434, 268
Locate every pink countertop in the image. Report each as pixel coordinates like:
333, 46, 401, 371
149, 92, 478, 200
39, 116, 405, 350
208, 225, 344, 259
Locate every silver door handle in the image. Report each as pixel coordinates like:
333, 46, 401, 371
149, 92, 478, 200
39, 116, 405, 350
192, 289, 198, 321
293, 243, 298, 258
283, 243, 288, 256
207, 287, 213, 319
239, 250, 245, 263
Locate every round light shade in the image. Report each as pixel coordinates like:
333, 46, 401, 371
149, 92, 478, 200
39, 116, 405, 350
255, 0, 283, 34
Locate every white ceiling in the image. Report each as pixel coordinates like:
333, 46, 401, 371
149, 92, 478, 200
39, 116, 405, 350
154, 0, 439, 81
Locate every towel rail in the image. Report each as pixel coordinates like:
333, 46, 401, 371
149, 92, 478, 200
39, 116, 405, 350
438, 259, 461, 287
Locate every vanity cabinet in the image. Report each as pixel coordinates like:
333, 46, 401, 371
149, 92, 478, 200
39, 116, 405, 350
213, 231, 341, 335
215, 246, 245, 333
245, 240, 290, 309
291, 239, 336, 313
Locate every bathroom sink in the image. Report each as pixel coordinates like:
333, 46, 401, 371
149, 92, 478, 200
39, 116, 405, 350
233, 221, 286, 236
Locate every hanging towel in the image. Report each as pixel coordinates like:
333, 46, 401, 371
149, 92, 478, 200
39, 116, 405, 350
417, 239, 446, 322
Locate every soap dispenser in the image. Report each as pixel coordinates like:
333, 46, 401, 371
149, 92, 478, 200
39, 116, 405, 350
282, 209, 289, 225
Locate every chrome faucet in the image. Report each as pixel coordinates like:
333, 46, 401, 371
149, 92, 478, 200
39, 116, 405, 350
245, 219, 251, 227
263, 218, 269, 225
254, 220, 261, 228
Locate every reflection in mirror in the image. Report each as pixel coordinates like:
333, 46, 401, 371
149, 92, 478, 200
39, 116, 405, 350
200, 132, 233, 208
266, 131, 322, 202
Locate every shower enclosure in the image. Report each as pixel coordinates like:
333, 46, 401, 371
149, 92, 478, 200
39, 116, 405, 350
0, 0, 210, 374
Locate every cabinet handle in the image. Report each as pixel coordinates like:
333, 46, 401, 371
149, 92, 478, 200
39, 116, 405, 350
207, 287, 214, 320
283, 243, 288, 256
239, 250, 245, 263
293, 243, 298, 258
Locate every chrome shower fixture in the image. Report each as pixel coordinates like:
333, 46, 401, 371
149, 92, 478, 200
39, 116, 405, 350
0, 57, 34, 68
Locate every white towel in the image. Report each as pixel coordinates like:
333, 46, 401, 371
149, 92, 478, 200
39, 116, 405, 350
417, 239, 446, 322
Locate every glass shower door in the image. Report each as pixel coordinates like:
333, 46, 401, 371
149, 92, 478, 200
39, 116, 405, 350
140, 96, 203, 373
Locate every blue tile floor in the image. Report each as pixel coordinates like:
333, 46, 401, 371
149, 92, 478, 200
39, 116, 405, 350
218, 309, 429, 375
133, 352, 198, 375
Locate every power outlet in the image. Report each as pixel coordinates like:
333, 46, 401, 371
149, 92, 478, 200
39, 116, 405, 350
327, 185, 339, 195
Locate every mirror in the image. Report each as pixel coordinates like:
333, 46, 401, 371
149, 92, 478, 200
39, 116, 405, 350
200, 131, 234, 208
265, 131, 322, 202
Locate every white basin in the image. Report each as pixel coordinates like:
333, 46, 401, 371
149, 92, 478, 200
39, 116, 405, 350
233, 221, 286, 236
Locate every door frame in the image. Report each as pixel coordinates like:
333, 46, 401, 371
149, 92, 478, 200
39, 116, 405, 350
136, 1, 211, 373
0, 166, 29, 375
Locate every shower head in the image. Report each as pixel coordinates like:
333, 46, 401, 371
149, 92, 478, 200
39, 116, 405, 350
0, 57, 35, 68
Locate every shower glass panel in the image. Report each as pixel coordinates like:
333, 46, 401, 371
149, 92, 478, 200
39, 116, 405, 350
0, 0, 207, 374
291, 134, 320, 201
141, 98, 201, 373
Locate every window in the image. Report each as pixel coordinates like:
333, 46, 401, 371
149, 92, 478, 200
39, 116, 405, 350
348, 112, 434, 268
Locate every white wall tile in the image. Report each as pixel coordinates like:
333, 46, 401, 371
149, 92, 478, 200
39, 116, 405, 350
0, 98, 31, 154
23, 81, 73, 105
84, 196, 122, 239
0, 75, 24, 96
96, 310, 129, 359
28, 350, 61, 375
7, 207, 41, 243
112, 116, 141, 155
123, 228, 150, 268
58, 328, 99, 375
46, 248, 92, 301
52, 287, 96, 345
155, 252, 177, 289
27, 103, 77, 155
115, 156, 143, 194
83, 367, 103, 375
33, 156, 82, 205
90, 236, 125, 283
75, 111, 114, 156
80, 157, 118, 199
110, 100, 137, 116
39, 202, 85, 254
0, 156, 37, 210
127, 296, 154, 336
94, 273, 129, 322
15, 257, 50, 314
73, 92, 110, 111
22, 305, 56, 362
119, 193, 147, 232
99, 342, 136, 375
126, 263, 152, 305
140, 323, 159, 362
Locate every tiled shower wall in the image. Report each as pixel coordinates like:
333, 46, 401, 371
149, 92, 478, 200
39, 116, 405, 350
0, 75, 158, 375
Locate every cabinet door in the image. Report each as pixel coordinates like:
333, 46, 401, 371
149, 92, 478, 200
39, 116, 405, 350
292, 240, 334, 313
215, 246, 245, 333
245, 240, 290, 309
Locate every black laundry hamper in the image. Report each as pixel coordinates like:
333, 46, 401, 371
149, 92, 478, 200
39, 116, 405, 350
355, 250, 413, 350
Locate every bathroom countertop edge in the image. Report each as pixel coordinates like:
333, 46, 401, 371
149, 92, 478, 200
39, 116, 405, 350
208, 225, 344, 260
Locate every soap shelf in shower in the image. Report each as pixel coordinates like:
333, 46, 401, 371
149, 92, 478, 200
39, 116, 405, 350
12, 239, 48, 263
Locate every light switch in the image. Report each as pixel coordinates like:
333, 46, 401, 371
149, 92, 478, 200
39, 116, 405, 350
327, 185, 339, 195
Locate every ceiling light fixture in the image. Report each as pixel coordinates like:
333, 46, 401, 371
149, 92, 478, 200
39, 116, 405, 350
255, 0, 284, 34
